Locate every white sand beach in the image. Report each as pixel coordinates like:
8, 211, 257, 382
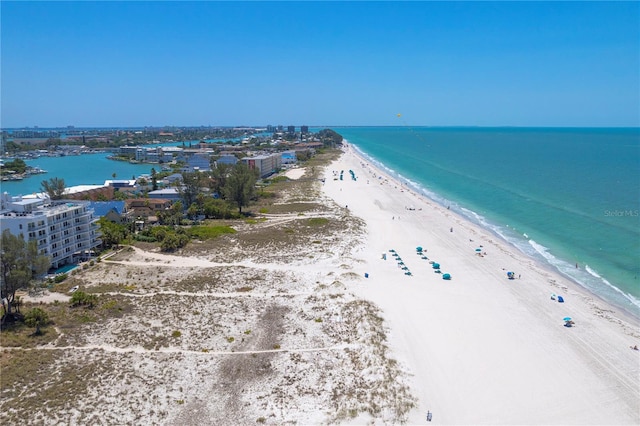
321, 144, 640, 424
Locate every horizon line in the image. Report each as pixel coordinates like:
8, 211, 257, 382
2, 125, 639, 130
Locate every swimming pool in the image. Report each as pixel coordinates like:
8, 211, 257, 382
52, 264, 78, 275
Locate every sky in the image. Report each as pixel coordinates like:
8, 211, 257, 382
1, 1, 639, 128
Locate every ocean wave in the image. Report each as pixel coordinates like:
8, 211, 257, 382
585, 265, 640, 310
527, 240, 640, 311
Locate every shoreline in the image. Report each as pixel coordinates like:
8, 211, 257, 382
346, 140, 640, 322
321, 144, 640, 423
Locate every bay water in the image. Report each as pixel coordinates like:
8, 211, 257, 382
334, 127, 640, 317
1, 153, 155, 195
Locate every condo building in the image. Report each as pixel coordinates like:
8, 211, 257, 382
0, 193, 102, 269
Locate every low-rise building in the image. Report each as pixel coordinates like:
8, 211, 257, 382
125, 198, 172, 218
88, 201, 128, 223
148, 188, 182, 201
216, 154, 238, 166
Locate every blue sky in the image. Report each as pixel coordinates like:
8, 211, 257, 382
1, 1, 638, 127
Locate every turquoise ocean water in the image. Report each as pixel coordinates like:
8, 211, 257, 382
3, 128, 638, 316
334, 127, 640, 317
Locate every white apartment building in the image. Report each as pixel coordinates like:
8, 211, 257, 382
241, 153, 282, 178
0, 193, 102, 269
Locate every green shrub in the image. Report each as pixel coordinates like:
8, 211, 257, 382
307, 218, 329, 226
24, 307, 49, 335
172, 330, 182, 338
270, 176, 289, 183
70, 291, 98, 308
54, 273, 68, 283
259, 191, 276, 199
133, 234, 157, 243
186, 225, 236, 240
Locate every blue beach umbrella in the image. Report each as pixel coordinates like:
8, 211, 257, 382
416, 246, 423, 252
563, 317, 572, 322
475, 248, 482, 252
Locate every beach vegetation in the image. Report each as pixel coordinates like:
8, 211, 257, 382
201, 198, 239, 219
296, 151, 312, 162
270, 175, 289, 184
222, 163, 259, 214
98, 218, 130, 248
307, 218, 328, 226
257, 190, 276, 199
46, 273, 69, 284
317, 129, 344, 148
1, 158, 28, 174
24, 307, 50, 335
160, 232, 190, 252
210, 162, 233, 195
70, 291, 98, 308
186, 225, 236, 240
171, 330, 181, 338
178, 172, 202, 208
40, 177, 66, 200
1, 230, 50, 319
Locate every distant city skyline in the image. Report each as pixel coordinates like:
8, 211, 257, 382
2, 1, 638, 128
